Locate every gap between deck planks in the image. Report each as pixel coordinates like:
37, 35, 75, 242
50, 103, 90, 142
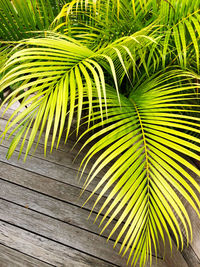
0, 129, 199, 259
0, 222, 114, 267
0, 177, 189, 262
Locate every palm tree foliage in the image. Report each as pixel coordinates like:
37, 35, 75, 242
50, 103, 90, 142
1, 0, 200, 266
0, 0, 65, 69
0, 0, 66, 40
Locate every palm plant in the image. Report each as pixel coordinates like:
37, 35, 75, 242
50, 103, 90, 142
1, 0, 200, 266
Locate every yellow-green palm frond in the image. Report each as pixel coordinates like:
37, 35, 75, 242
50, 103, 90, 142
0, 33, 107, 158
77, 69, 200, 266
0, 29, 157, 159
1, 2, 200, 267
55, 0, 149, 19
161, 9, 200, 71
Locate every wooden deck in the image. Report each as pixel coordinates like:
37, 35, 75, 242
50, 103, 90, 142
0, 104, 200, 267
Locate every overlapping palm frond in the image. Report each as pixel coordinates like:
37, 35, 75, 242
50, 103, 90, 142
54, 0, 156, 48
152, 0, 200, 71
0, 0, 67, 93
78, 70, 200, 266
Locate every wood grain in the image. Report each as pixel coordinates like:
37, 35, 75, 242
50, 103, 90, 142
0, 244, 53, 267
0, 198, 129, 266
0, 221, 116, 267
0, 178, 118, 241
0, 160, 105, 213
0, 200, 188, 267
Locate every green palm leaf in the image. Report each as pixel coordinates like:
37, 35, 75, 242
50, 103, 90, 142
77, 70, 200, 266
0, 33, 107, 157
0, 28, 156, 159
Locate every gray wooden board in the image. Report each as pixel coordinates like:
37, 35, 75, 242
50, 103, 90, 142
0, 198, 130, 266
177, 169, 200, 266
0, 159, 125, 228
0, 117, 103, 176
181, 243, 200, 267
0, 105, 112, 174
0, 144, 117, 212
0, 178, 119, 242
0, 144, 97, 193
0, 139, 199, 259
0, 105, 96, 156
0, 178, 191, 267
0, 162, 189, 263
0, 244, 53, 267
0, 199, 188, 267
169, 161, 200, 265
0, 103, 84, 144
0, 221, 116, 267
0, 160, 107, 214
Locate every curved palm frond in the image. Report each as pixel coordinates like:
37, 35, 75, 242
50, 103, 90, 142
77, 70, 200, 266
161, 11, 200, 71
0, 33, 101, 158
0, 28, 157, 159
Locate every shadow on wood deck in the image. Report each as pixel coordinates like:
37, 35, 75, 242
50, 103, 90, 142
0, 104, 200, 267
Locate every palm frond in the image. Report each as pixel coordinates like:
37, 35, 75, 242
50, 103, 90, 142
0, 28, 157, 159
53, 0, 155, 48
0, 33, 106, 158
77, 70, 200, 266
161, 10, 200, 71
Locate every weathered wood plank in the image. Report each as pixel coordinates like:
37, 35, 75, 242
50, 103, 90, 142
0, 221, 116, 267
0, 105, 193, 267
170, 161, 200, 265
183, 168, 200, 260
0, 161, 105, 214
0, 104, 94, 155
0, 158, 191, 266
0, 161, 156, 256
0, 117, 98, 174
178, 190, 200, 267
0, 199, 188, 267
0, 144, 116, 208
0, 198, 129, 266
181, 243, 200, 267
0, 178, 119, 241
0, 178, 191, 265
0, 105, 111, 174
0, 103, 82, 143
0, 145, 97, 192
0, 160, 123, 228
0, 244, 54, 267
